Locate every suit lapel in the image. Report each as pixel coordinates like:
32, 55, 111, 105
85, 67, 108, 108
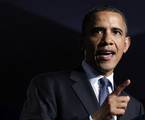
70, 70, 100, 115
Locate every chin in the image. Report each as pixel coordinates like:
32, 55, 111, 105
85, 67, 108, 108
97, 64, 115, 75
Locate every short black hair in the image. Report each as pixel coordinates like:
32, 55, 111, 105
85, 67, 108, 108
82, 6, 128, 35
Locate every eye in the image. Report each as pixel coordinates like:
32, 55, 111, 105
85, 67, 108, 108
114, 30, 121, 35
112, 28, 123, 36
90, 27, 104, 36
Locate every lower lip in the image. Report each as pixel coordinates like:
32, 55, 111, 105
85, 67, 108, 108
97, 54, 114, 61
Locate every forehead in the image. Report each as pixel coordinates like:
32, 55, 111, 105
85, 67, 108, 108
95, 11, 124, 23
88, 11, 126, 31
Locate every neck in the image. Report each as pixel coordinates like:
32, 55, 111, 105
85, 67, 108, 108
85, 60, 114, 77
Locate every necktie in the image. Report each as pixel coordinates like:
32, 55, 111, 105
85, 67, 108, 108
99, 77, 111, 106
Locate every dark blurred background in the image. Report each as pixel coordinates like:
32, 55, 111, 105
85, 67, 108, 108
0, 0, 145, 120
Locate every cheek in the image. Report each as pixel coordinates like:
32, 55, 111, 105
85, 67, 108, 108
86, 46, 96, 56
88, 36, 100, 45
115, 40, 126, 51
113, 41, 126, 61
86, 39, 98, 51
85, 44, 97, 59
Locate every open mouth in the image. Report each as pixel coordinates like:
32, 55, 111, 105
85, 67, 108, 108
96, 50, 115, 61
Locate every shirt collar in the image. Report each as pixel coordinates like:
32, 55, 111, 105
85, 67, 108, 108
82, 60, 114, 89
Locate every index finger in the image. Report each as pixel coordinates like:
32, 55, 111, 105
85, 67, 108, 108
113, 79, 131, 96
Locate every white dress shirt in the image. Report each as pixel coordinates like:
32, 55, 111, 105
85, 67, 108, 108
82, 60, 117, 120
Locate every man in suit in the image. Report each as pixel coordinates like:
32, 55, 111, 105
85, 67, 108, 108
20, 7, 144, 120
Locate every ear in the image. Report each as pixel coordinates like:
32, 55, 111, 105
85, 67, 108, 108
123, 36, 131, 53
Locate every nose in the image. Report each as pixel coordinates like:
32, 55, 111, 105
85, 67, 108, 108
100, 31, 114, 46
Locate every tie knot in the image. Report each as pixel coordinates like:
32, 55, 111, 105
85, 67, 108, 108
99, 77, 111, 87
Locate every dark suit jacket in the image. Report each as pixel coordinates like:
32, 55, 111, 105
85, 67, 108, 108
20, 69, 144, 120
133, 114, 145, 120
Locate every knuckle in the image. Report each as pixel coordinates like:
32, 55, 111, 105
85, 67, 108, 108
108, 94, 115, 99
110, 108, 117, 115
121, 109, 125, 114
126, 96, 130, 101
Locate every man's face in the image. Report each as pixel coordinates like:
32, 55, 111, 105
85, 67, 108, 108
83, 11, 131, 76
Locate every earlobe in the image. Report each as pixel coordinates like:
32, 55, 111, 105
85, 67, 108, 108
123, 36, 131, 53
